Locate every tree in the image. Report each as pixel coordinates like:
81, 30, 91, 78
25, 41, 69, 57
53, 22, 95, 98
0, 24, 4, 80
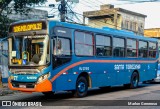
0, 0, 47, 37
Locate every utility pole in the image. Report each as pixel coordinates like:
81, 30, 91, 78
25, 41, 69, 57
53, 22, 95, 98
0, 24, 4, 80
56, 0, 79, 22
113, 10, 118, 29
59, 0, 66, 22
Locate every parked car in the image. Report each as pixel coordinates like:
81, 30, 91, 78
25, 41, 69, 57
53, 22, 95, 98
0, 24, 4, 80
153, 64, 160, 82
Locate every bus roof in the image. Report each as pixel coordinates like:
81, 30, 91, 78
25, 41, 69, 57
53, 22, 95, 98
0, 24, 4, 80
52, 20, 158, 42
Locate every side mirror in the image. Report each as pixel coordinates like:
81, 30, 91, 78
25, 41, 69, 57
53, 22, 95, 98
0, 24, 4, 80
57, 39, 62, 49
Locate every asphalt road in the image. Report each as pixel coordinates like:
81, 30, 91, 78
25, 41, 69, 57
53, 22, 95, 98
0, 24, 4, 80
1, 83, 160, 109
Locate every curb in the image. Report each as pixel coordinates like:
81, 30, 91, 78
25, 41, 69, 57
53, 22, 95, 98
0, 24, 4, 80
0, 84, 19, 96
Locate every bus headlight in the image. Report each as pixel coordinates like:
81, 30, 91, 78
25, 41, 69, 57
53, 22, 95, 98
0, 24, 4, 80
37, 72, 50, 83
9, 76, 14, 80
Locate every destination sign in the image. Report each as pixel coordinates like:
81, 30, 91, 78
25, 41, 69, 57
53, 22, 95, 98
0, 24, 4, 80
9, 21, 47, 33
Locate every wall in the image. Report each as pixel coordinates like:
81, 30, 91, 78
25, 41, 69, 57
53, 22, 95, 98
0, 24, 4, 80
0, 41, 8, 83
144, 29, 160, 38
119, 11, 145, 35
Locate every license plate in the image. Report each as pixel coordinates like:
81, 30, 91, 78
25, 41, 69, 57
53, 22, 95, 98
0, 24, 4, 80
19, 84, 26, 88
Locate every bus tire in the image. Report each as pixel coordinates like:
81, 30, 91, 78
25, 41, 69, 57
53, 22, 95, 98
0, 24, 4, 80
130, 72, 139, 89
74, 76, 88, 98
42, 91, 55, 97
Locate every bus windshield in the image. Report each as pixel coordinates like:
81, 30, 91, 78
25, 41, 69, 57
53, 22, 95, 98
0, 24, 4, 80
8, 35, 50, 66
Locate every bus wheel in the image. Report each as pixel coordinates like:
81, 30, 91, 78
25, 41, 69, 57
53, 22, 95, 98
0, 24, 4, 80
42, 91, 55, 97
74, 76, 88, 98
130, 72, 139, 89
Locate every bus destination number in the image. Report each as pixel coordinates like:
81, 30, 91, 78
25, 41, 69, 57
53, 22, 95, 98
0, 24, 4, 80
79, 67, 89, 71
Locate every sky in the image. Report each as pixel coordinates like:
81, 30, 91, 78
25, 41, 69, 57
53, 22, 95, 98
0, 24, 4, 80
40, 0, 160, 29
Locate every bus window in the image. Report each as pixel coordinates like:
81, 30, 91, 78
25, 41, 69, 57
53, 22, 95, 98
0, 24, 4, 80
126, 39, 137, 57
139, 41, 148, 58
53, 37, 71, 56
75, 31, 94, 56
149, 42, 157, 58
113, 37, 125, 57
96, 35, 111, 56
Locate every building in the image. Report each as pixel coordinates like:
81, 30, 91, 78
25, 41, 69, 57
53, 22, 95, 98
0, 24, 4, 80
0, 38, 8, 83
144, 28, 160, 52
144, 28, 160, 38
83, 4, 147, 35
144, 28, 160, 50
5, 8, 48, 21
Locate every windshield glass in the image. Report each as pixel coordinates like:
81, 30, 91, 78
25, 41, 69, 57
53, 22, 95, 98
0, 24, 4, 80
8, 35, 50, 66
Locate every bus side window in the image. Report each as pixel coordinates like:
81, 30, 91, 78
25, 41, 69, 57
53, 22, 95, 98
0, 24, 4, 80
139, 41, 148, 58
75, 31, 94, 56
96, 47, 104, 56
149, 42, 157, 58
96, 35, 111, 57
113, 37, 125, 57
126, 39, 137, 57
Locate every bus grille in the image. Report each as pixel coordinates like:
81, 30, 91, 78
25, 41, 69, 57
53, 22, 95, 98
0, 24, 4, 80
11, 81, 35, 88
10, 69, 39, 75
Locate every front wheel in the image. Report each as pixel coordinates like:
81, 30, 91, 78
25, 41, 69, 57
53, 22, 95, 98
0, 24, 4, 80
73, 76, 88, 98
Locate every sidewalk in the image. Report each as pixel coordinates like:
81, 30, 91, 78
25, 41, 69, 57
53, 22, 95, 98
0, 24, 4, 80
0, 83, 19, 96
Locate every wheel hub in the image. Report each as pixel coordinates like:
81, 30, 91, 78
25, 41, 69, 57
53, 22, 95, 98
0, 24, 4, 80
78, 82, 86, 93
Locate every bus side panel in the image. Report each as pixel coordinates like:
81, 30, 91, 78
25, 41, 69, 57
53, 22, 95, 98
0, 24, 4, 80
54, 75, 70, 91
72, 62, 117, 87
52, 60, 158, 92
138, 62, 157, 82
146, 63, 157, 80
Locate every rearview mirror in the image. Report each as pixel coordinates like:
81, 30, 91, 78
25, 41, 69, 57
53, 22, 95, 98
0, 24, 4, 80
57, 39, 62, 49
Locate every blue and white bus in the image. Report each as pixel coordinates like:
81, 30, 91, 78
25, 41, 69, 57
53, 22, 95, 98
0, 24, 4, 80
8, 20, 158, 97
0, 38, 9, 83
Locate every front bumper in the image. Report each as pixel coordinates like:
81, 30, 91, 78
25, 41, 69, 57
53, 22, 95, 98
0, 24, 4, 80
8, 78, 52, 93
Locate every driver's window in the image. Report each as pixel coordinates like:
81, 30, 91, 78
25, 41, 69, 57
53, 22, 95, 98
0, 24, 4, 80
53, 37, 71, 56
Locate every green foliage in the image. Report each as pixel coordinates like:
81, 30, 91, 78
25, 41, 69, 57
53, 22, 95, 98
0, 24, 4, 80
0, 0, 47, 37
13, 0, 47, 14
0, 0, 47, 13
0, 15, 12, 37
